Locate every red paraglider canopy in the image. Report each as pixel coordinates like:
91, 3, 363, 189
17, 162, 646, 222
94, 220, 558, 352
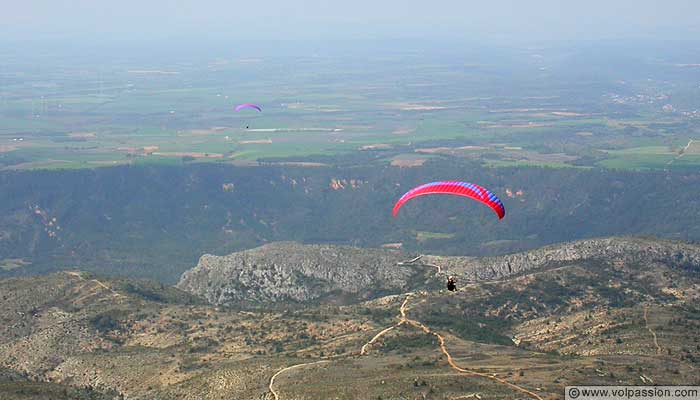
392, 181, 505, 219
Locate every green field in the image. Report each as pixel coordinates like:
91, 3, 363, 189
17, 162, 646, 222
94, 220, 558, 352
2, 44, 700, 170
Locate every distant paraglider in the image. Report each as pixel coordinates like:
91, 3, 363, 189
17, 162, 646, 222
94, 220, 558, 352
235, 103, 262, 112
392, 181, 505, 219
234, 104, 262, 130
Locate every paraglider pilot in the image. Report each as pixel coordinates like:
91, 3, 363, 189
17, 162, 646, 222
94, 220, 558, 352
447, 276, 457, 292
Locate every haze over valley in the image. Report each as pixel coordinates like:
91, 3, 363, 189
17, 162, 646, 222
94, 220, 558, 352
1, 1, 699, 399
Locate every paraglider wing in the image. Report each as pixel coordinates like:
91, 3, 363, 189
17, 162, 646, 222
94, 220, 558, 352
392, 181, 505, 219
235, 103, 262, 112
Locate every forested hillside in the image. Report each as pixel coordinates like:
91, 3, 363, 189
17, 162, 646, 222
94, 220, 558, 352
1, 159, 699, 282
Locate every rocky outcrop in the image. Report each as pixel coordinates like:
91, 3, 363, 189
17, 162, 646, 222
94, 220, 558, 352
422, 236, 700, 281
177, 242, 414, 304
179, 237, 700, 305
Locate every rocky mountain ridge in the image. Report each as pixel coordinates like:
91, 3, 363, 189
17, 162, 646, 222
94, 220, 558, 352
178, 236, 700, 305
2, 236, 700, 399
176, 242, 420, 305
424, 236, 700, 280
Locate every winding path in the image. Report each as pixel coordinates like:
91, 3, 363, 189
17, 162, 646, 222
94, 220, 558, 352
360, 325, 398, 355
397, 255, 442, 274
360, 296, 412, 355
269, 293, 543, 400
362, 294, 544, 400
64, 270, 122, 300
643, 305, 662, 355
267, 360, 330, 400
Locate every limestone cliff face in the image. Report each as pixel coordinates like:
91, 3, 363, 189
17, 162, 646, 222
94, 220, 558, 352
176, 242, 413, 304
423, 237, 700, 281
178, 237, 700, 305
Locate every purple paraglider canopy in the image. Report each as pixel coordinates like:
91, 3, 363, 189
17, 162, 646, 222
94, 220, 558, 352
235, 103, 262, 112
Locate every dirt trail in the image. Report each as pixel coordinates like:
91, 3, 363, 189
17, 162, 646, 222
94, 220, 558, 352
424, 262, 442, 274
397, 255, 442, 274
267, 360, 329, 400
643, 305, 662, 355
362, 294, 544, 400
269, 292, 543, 400
360, 295, 415, 355
360, 326, 397, 355
64, 271, 122, 299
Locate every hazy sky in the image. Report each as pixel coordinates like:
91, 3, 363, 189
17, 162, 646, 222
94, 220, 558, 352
1, 0, 698, 42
